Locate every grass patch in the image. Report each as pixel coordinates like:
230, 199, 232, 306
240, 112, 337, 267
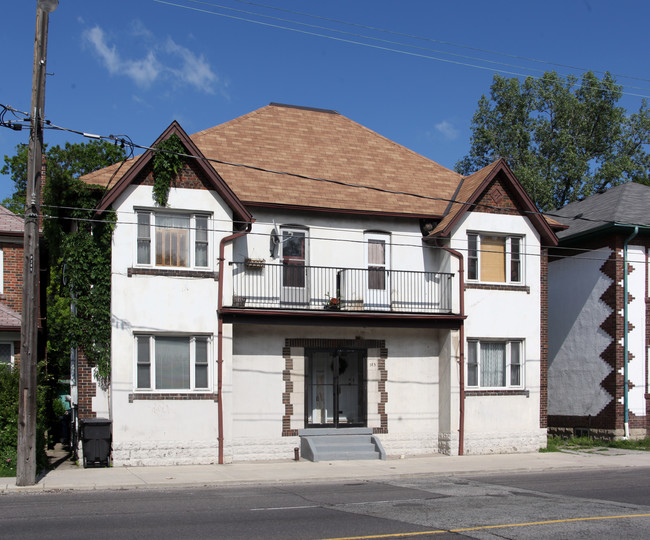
541, 436, 650, 453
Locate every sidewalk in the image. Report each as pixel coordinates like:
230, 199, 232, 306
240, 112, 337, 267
3, 446, 650, 493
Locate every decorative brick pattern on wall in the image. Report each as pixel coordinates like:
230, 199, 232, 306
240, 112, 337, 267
550, 235, 650, 434
471, 178, 522, 216
135, 161, 210, 191
374, 347, 389, 434
540, 247, 549, 428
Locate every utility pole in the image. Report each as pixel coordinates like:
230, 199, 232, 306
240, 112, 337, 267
16, 0, 58, 487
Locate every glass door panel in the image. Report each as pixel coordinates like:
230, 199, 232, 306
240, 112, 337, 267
365, 233, 390, 310
306, 349, 366, 428
281, 229, 309, 305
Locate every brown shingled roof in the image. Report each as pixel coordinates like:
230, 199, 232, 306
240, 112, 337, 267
0, 205, 24, 233
84, 103, 463, 217
0, 303, 21, 329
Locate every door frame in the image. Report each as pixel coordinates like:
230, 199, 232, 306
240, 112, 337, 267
364, 231, 391, 310
280, 226, 309, 305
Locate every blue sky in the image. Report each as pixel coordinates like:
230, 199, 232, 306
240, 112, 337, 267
1, 0, 649, 203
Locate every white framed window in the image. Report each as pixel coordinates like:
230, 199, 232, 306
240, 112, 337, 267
0, 248, 4, 294
136, 211, 211, 269
467, 233, 523, 283
467, 339, 523, 388
135, 335, 211, 391
0, 343, 14, 367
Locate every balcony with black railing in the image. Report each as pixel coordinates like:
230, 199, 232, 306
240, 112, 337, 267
229, 261, 454, 314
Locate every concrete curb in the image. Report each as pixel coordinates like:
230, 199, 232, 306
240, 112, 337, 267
3, 449, 650, 494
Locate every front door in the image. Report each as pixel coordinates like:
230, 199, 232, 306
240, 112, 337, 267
306, 349, 366, 428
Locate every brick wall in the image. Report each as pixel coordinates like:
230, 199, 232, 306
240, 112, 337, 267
0, 243, 24, 314
135, 160, 210, 191
540, 247, 549, 428
471, 177, 522, 216
77, 348, 97, 419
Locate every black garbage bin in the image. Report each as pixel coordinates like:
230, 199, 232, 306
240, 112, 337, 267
80, 418, 111, 468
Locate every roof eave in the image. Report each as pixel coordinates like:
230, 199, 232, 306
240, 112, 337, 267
96, 121, 253, 225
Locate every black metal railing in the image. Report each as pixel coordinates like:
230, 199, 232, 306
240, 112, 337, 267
230, 262, 454, 314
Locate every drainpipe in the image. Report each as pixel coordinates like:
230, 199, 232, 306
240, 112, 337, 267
437, 241, 465, 456
217, 222, 253, 464
623, 226, 639, 440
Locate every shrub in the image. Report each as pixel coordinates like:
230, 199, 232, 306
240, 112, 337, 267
0, 365, 49, 477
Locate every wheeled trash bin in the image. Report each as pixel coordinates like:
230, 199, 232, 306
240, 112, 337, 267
80, 418, 111, 468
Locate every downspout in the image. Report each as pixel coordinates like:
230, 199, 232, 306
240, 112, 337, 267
217, 222, 253, 464
623, 226, 639, 439
437, 240, 465, 456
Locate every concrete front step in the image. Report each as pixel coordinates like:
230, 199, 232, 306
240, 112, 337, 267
298, 428, 386, 462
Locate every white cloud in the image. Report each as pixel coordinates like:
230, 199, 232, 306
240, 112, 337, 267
434, 120, 459, 141
165, 38, 218, 95
82, 22, 219, 94
83, 26, 161, 88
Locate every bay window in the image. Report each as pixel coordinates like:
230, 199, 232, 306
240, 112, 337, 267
136, 211, 210, 268
467, 233, 522, 283
136, 335, 211, 391
467, 339, 523, 388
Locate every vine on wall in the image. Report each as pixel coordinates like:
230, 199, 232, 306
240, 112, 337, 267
44, 175, 115, 381
152, 134, 185, 206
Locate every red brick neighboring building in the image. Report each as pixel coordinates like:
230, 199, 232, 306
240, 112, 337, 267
0, 205, 24, 367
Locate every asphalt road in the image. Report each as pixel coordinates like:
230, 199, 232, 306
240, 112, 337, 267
2, 468, 650, 539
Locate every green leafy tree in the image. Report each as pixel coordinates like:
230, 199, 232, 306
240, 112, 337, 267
2, 140, 126, 215
456, 71, 650, 211
0, 140, 124, 467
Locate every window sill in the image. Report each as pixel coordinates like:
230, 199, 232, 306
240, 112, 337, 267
465, 283, 530, 293
466, 389, 529, 397
128, 267, 218, 280
129, 392, 218, 402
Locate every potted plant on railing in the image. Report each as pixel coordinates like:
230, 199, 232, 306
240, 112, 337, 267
324, 294, 341, 311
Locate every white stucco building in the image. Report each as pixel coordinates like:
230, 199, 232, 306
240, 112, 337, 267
81, 103, 558, 465
548, 183, 650, 439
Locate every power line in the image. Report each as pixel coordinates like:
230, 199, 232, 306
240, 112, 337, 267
5, 108, 645, 231
4, 105, 649, 235
152, 0, 650, 99
227, 0, 650, 86
37, 206, 648, 266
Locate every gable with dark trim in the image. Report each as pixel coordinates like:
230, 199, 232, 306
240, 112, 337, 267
96, 121, 252, 225
429, 159, 558, 246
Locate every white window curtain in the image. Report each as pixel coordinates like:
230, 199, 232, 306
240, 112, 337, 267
155, 337, 190, 390
480, 341, 506, 387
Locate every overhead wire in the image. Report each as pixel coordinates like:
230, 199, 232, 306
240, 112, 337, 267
228, 0, 650, 86
9, 112, 646, 232
3, 106, 648, 265
36, 210, 647, 266
152, 0, 650, 99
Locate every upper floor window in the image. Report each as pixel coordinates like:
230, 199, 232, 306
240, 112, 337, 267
467, 233, 522, 283
467, 339, 523, 389
137, 211, 210, 269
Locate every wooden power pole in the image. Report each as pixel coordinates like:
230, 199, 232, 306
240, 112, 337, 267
16, 0, 58, 487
